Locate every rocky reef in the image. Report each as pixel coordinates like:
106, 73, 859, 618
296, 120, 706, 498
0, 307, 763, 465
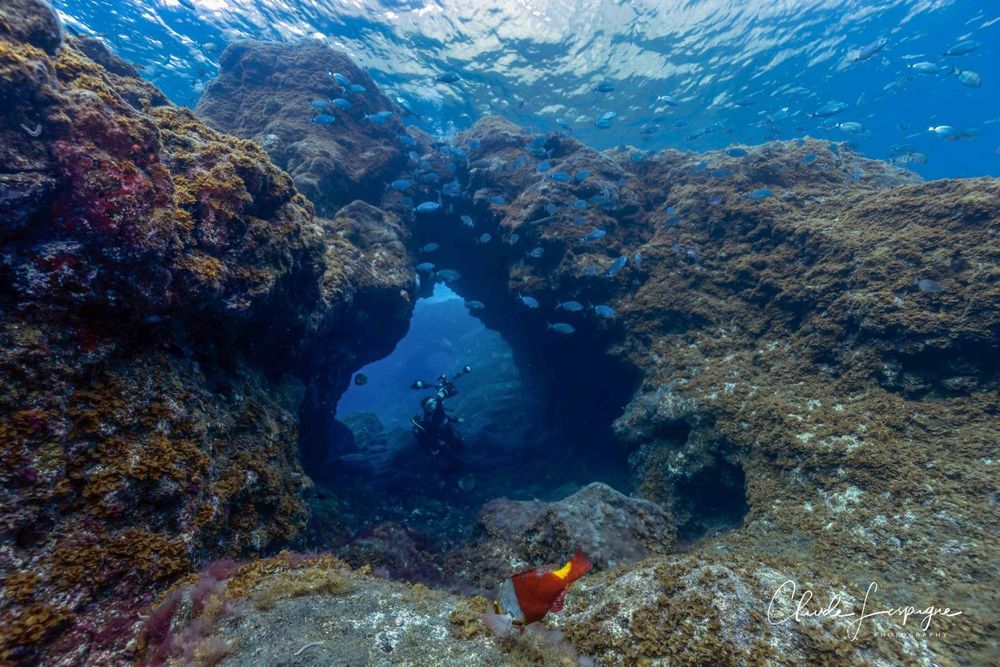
1, 4, 997, 665
194, 40, 409, 216
0, 3, 411, 664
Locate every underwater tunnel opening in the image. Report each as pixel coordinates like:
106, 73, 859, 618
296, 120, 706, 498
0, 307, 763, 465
302, 281, 644, 557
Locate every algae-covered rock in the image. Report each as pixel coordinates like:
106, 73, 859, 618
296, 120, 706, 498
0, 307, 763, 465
195, 40, 409, 215
0, 4, 414, 664
470, 482, 676, 578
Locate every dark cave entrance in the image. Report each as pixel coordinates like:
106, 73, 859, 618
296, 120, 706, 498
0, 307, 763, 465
674, 457, 749, 543
303, 283, 639, 555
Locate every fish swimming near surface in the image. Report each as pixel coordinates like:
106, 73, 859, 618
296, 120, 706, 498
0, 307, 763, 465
942, 40, 979, 57
809, 101, 848, 118
853, 37, 887, 62
483, 548, 592, 637
953, 68, 981, 88
353, 373, 368, 386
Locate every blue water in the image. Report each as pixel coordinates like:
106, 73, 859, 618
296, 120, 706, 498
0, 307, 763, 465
337, 285, 480, 430
54, 0, 999, 180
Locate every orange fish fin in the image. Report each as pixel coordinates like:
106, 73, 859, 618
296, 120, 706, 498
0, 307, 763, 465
549, 589, 567, 613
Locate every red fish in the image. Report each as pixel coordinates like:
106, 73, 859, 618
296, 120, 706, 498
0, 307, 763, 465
483, 548, 592, 637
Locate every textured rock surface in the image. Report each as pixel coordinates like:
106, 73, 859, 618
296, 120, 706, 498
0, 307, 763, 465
195, 40, 409, 216
473, 482, 675, 573
2, 17, 997, 667
0, 4, 412, 664
407, 115, 997, 664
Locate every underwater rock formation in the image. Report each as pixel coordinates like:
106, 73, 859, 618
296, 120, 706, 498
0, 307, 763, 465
2, 17, 997, 666
195, 40, 409, 216
418, 115, 997, 664
472, 482, 676, 572
0, 5, 412, 664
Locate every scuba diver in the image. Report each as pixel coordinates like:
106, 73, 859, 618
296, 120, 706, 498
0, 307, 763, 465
411, 366, 471, 482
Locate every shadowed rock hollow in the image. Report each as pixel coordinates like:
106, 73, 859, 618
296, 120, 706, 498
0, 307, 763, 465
1, 7, 997, 666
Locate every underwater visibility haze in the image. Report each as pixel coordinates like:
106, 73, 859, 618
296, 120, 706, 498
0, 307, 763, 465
0, 0, 998, 665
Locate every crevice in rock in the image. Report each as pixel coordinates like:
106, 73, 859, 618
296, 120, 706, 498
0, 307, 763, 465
673, 456, 748, 543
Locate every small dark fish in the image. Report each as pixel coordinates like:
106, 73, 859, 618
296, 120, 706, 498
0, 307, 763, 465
415, 262, 436, 272
606, 256, 627, 277
544, 203, 559, 215
491, 195, 506, 205
527, 247, 545, 258
437, 269, 462, 282
810, 101, 849, 118
853, 37, 887, 62
310, 99, 329, 109
593, 81, 615, 93
354, 373, 368, 386
477, 233, 492, 244
943, 40, 979, 57
581, 229, 606, 242
332, 98, 352, 109
312, 114, 336, 124
575, 170, 590, 182
436, 71, 461, 83
465, 300, 485, 310
915, 277, 943, 293
726, 148, 748, 157
747, 188, 773, 200
801, 153, 817, 165
547, 322, 576, 334
366, 111, 394, 124
521, 295, 540, 309
461, 215, 475, 228
331, 72, 350, 86
550, 171, 571, 183
537, 161, 552, 172
557, 300, 584, 312
593, 304, 616, 318
348, 84, 367, 93
416, 201, 441, 213
421, 242, 440, 253
709, 194, 723, 206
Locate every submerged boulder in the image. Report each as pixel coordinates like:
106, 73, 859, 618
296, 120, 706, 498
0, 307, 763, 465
472, 482, 676, 575
195, 40, 409, 215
